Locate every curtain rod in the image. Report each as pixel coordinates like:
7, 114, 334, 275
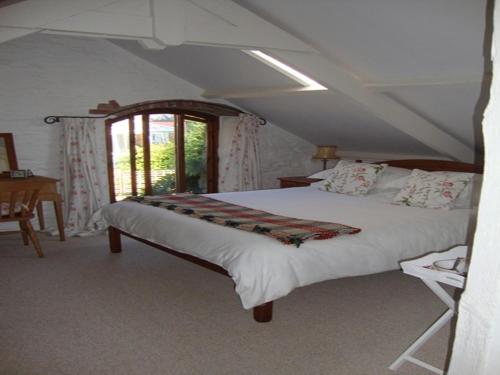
43, 113, 267, 125
43, 100, 267, 125
44, 114, 111, 124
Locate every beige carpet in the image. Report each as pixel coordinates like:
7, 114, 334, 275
0, 232, 456, 375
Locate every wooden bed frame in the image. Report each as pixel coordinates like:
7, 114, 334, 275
107, 159, 481, 322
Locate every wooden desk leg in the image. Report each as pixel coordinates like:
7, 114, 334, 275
36, 202, 45, 230
53, 195, 65, 241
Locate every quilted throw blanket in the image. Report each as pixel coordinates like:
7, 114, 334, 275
125, 194, 361, 247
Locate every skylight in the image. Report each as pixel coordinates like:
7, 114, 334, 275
244, 50, 327, 91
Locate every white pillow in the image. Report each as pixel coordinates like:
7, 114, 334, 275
319, 160, 387, 196
392, 169, 474, 209
453, 174, 483, 208
371, 166, 412, 191
308, 167, 337, 179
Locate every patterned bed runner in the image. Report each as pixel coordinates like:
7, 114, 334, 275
124, 194, 361, 247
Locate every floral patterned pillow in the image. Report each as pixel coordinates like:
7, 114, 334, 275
319, 160, 387, 196
392, 169, 474, 209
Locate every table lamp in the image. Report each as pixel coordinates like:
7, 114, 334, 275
313, 145, 338, 170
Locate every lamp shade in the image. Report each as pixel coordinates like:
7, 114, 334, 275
313, 145, 338, 160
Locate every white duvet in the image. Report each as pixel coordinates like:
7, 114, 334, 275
97, 187, 472, 309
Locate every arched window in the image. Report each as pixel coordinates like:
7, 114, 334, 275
105, 100, 241, 201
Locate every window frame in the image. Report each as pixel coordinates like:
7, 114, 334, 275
105, 108, 218, 202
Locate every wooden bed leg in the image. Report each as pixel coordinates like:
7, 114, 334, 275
253, 301, 273, 323
108, 227, 122, 253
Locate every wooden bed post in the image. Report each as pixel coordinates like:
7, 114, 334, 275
253, 301, 273, 323
108, 227, 122, 253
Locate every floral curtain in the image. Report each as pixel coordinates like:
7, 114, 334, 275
58, 118, 105, 236
219, 113, 262, 192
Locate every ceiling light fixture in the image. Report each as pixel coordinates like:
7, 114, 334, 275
244, 50, 327, 91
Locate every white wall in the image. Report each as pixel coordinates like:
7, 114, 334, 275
0, 33, 317, 228
0, 34, 208, 177
260, 123, 320, 187
447, 3, 500, 372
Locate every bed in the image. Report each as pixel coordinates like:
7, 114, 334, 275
99, 159, 481, 322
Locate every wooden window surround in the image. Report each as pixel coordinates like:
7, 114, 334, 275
105, 108, 219, 202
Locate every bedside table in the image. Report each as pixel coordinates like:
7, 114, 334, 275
389, 246, 467, 374
278, 176, 322, 188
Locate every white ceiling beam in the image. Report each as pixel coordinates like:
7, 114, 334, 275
0, 0, 153, 43
151, 0, 185, 46
0, 0, 120, 28
151, 0, 314, 51
39, 11, 152, 38
365, 76, 485, 93
0, 26, 37, 44
0, 0, 314, 52
202, 86, 329, 99
40, 30, 150, 41
138, 38, 167, 50
271, 50, 475, 162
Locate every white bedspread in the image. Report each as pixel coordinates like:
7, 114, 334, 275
97, 187, 472, 309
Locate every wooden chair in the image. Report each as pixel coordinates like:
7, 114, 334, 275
0, 180, 45, 257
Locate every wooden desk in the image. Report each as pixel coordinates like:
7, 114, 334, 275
0, 175, 65, 241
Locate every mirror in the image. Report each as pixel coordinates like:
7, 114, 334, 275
0, 133, 19, 172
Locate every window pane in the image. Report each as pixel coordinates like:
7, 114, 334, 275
111, 119, 131, 201
149, 114, 176, 194
134, 115, 146, 195
184, 119, 207, 193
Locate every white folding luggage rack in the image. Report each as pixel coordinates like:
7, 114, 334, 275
389, 245, 467, 374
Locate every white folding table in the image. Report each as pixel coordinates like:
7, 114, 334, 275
389, 245, 467, 374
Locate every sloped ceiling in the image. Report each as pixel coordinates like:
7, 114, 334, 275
111, 0, 488, 160
111, 41, 300, 91
234, 0, 486, 82
231, 92, 440, 155
114, 40, 441, 155
0, 0, 489, 160
231, 0, 489, 156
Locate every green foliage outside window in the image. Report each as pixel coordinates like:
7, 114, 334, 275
115, 121, 207, 193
